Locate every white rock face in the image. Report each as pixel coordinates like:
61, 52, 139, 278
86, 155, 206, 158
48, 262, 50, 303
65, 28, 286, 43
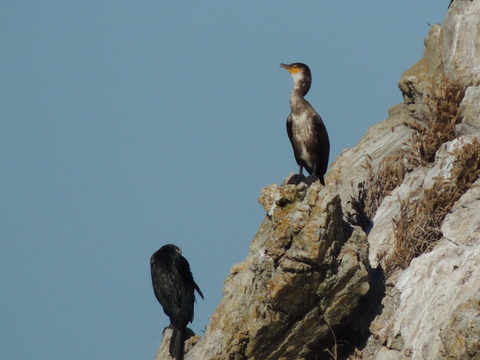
442, 178, 480, 243
458, 85, 480, 135
442, 1, 480, 84
371, 181, 480, 359
359, 2, 480, 357
327, 112, 415, 212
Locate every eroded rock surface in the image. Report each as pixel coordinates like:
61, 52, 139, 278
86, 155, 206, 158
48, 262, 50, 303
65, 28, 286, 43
185, 182, 369, 360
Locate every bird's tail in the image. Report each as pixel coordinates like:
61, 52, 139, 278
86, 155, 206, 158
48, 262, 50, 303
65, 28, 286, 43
169, 327, 184, 360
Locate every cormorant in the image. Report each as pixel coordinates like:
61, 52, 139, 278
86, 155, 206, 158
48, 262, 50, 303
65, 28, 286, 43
280, 62, 330, 185
150, 244, 204, 360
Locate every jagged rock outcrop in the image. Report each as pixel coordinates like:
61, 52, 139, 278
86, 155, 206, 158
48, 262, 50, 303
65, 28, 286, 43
156, 182, 371, 360
183, 183, 370, 359
155, 2, 480, 359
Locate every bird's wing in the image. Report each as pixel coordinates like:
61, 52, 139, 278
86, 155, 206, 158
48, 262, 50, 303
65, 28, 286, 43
175, 255, 200, 322
286, 114, 293, 143
194, 282, 204, 300
311, 113, 330, 175
286, 113, 305, 167
175, 255, 194, 285
174, 255, 204, 299
151, 261, 183, 319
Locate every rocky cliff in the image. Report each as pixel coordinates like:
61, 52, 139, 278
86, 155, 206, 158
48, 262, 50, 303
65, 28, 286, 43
155, 2, 480, 359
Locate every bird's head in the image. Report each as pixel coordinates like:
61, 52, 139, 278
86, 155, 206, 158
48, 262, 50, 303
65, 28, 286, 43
167, 244, 182, 254
157, 244, 182, 259
280, 62, 311, 75
280, 62, 312, 95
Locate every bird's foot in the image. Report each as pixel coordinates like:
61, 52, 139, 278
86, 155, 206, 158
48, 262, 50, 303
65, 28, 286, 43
306, 174, 325, 186
303, 174, 318, 186
287, 173, 306, 185
287, 173, 324, 186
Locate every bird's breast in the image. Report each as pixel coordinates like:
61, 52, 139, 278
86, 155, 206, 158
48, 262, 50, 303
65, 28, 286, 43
290, 112, 317, 167
291, 112, 315, 143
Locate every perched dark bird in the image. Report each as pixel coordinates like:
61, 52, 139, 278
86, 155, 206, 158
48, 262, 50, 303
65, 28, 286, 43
150, 244, 204, 360
280, 62, 330, 185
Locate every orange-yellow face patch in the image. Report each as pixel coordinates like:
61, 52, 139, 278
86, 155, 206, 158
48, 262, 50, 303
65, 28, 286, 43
280, 63, 301, 74
287, 66, 300, 74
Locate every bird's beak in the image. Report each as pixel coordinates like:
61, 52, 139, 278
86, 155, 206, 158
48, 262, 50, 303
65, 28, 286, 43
280, 63, 299, 74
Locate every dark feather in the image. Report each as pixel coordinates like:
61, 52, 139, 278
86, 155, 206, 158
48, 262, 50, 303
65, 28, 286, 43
150, 244, 203, 360
170, 327, 184, 360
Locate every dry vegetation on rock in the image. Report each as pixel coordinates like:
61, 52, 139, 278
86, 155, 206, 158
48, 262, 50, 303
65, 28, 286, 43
348, 76, 477, 274
386, 138, 480, 273
409, 77, 467, 164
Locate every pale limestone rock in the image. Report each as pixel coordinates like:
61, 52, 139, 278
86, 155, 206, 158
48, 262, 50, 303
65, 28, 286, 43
368, 135, 479, 267
369, 212, 480, 360
393, 240, 480, 359
442, 1, 480, 85
326, 109, 417, 213
364, 0, 480, 268
442, 178, 480, 244
154, 2, 480, 359
358, 3, 480, 358
398, 24, 441, 109
458, 86, 480, 135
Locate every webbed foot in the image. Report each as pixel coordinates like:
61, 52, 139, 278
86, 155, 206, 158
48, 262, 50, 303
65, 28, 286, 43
287, 173, 306, 185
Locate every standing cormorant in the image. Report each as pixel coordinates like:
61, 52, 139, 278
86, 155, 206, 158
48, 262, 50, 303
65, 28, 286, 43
150, 244, 204, 360
280, 62, 330, 185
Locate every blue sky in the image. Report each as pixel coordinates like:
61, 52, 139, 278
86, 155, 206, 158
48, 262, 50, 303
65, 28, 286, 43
2, 1, 447, 359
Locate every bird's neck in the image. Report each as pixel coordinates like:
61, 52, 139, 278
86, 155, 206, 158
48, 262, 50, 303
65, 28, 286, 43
290, 74, 310, 96
290, 89, 308, 111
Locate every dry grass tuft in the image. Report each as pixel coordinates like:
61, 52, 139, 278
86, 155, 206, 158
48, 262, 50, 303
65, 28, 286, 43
347, 78, 468, 238
385, 139, 480, 274
346, 181, 372, 230
346, 153, 415, 231
410, 79, 466, 164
